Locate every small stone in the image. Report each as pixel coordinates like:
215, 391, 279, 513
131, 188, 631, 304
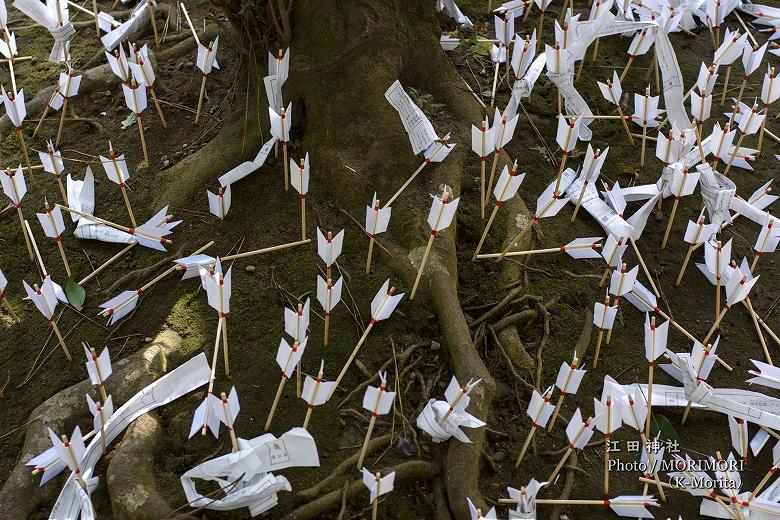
174, 151, 183, 159
245, 265, 256, 272
559, 515, 569, 520
144, 337, 153, 343
104, 90, 111, 97
175, 62, 184, 70
182, 143, 188, 149
161, 159, 170, 168
430, 340, 441, 351
186, 61, 194, 68
161, 154, 168, 162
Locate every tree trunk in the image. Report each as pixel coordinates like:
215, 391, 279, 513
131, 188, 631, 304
160, 1, 501, 517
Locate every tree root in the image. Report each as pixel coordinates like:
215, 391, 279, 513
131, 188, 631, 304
549, 451, 578, 520
493, 308, 538, 332
469, 287, 527, 329
297, 434, 393, 500
284, 461, 440, 520
531, 298, 554, 388
106, 411, 182, 520
0, 328, 186, 520
488, 325, 535, 391
102, 247, 183, 295
337, 342, 424, 409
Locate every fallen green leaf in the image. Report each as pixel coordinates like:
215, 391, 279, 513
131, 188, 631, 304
649, 413, 679, 443
64, 278, 86, 311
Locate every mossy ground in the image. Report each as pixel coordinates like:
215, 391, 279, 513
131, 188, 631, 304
0, 1, 778, 519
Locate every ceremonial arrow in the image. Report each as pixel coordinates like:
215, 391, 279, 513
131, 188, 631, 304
500, 496, 659, 518
357, 371, 396, 468
301, 360, 336, 429
290, 153, 310, 240
438, 375, 482, 428
201, 258, 232, 376
54, 63, 81, 147
597, 71, 634, 144
265, 337, 307, 431
1, 165, 34, 261
317, 227, 344, 280
677, 339, 720, 424
514, 386, 554, 466
317, 275, 342, 348
85, 393, 112, 454
592, 291, 617, 367
471, 116, 495, 219
330, 280, 403, 397
129, 43, 167, 127
410, 186, 460, 300
38, 141, 67, 203
364, 192, 391, 273
362, 468, 396, 520
548, 408, 598, 483
547, 351, 586, 431
476, 236, 602, 260
213, 387, 240, 452
270, 102, 292, 191
207, 185, 231, 220
36, 200, 70, 277
24, 277, 70, 360
83, 342, 111, 403
58, 204, 173, 250
98, 241, 214, 324
2, 86, 34, 183
472, 160, 524, 260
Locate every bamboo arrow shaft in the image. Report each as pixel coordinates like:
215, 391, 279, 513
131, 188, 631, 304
630, 238, 659, 297
385, 152, 440, 209
120, 185, 136, 227
745, 298, 771, 364
137, 113, 149, 165
221, 239, 309, 261
221, 316, 230, 376
79, 243, 137, 285
16, 206, 35, 262
477, 243, 599, 259
264, 375, 287, 431
51, 319, 72, 361
17, 129, 34, 183
1, 297, 21, 322
410, 233, 435, 300
661, 197, 680, 249
515, 423, 540, 467
331, 322, 374, 398
547, 392, 567, 432
473, 204, 500, 261
195, 74, 208, 124
148, 87, 167, 127
357, 415, 377, 469
56, 97, 68, 147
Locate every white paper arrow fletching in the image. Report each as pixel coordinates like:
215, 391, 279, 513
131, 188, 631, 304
98, 290, 138, 325
362, 385, 396, 416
